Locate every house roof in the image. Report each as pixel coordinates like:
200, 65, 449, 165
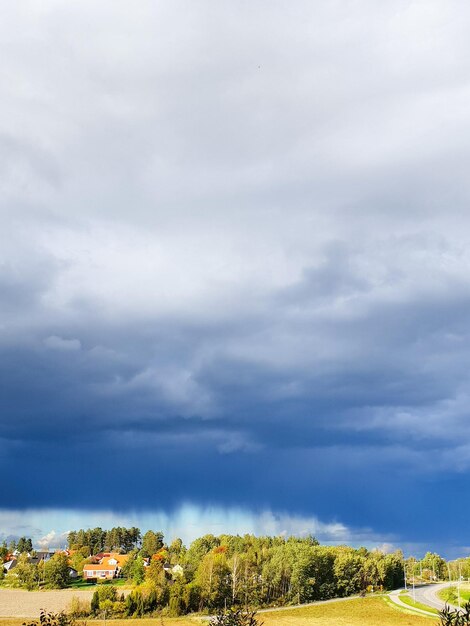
92, 552, 129, 566
83, 564, 118, 571
102, 554, 129, 566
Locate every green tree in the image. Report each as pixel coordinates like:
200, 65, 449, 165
169, 576, 186, 616
146, 557, 169, 602
91, 590, 100, 614
67, 531, 77, 549
333, 550, 365, 596
145, 588, 157, 612
14, 554, 39, 590
185, 534, 220, 577
141, 530, 164, 557
97, 585, 118, 603
132, 556, 145, 585
70, 551, 86, 575
125, 593, 136, 616
381, 552, 405, 589
127, 590, 145, 617
44, 553, 70, 588
169, 537, 186, 565
421, 552, 446, 581
195, 549, 231, 610
17, 537, 30, 553
121, 549, 138, 579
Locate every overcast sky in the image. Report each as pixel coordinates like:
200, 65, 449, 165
1, 0, 470, 557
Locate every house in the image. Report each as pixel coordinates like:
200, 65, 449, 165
162, 563, 183, 578
69, 567, 79, 579
82, 563, 119, 580
3, 550, 56, 575
29, 551, 55, 566
3, 558, 17, 573
82, 552, 129, 580
172, 564, 184, 577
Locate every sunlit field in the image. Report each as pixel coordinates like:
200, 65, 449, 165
0, 597, 435, 626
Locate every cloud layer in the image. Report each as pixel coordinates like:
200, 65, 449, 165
1, 0, 470, 555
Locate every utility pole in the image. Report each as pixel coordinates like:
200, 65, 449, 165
458, 562, 462, 608
410, 557, 416, 603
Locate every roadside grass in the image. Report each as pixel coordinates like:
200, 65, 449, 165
438, 584, 470, 605
0, 597, 436, 626
460, 589, 470, 603
396, 593, 439, 615
256, 598, 434, 624
438, 586, 457, 604
383, 597, 435, 620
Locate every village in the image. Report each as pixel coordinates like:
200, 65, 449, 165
1, 547, 184, 585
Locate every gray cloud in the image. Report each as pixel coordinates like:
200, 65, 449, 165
1, 0, 470, 549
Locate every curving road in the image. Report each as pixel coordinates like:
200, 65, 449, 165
388, 588, 437, 617
389, 583, 461, 615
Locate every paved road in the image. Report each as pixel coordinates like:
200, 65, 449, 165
389, 582, 462, 615
388, 588, 437, 617
411, 582, 460, 612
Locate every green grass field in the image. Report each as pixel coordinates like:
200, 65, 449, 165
68, 578, 129, 590
438, 584, 470, 605
0, 597, 436, 626
396, 593, 438, 615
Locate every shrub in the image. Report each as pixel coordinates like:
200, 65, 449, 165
90, 591, 99, 615
68, 597, 90, 618
22, 610, 75, 626
210, 608, 263, 626
439, 602, 470, 626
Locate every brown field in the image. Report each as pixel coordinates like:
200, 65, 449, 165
0, 589, 95, 617
0, 596, 436, 626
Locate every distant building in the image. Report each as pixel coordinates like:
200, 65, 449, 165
82, 563, 118, 580
82, 552, 129, 580
3, 558, 17, 573
3, 550, 55, 574
172, 564, 184, 577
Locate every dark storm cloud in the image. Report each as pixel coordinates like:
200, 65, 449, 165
2, 0, 470, 551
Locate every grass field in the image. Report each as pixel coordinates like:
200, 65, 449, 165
68, 578, 130, 590
437, 583, 470, 605
0, 597, 436, 626
396, 593, 438, 615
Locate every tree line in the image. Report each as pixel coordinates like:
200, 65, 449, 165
7, 527, 463, 618
67, 527, 143, 554
64, 530, 406, 616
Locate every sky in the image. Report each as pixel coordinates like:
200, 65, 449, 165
1, 0, 470, 558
